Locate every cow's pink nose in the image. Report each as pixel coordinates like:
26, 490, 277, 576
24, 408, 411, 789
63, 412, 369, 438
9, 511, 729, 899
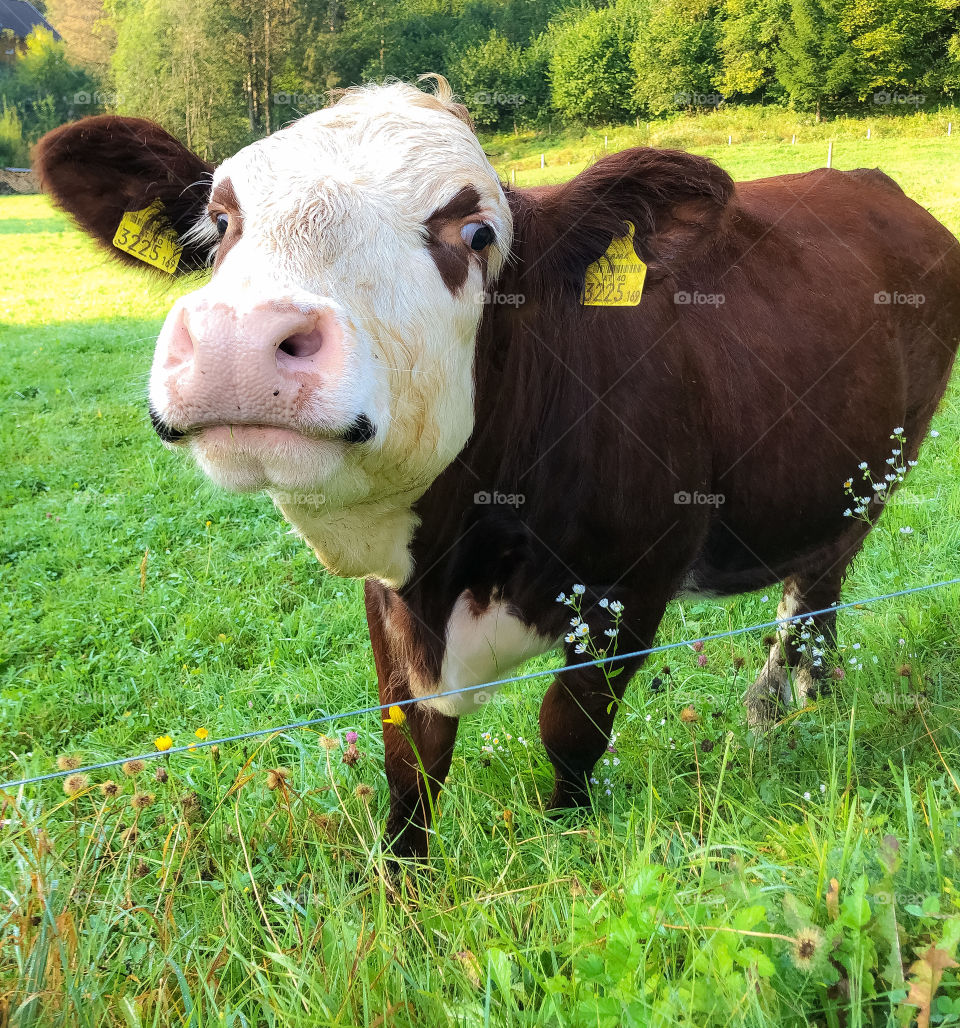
156, 296, 345, 430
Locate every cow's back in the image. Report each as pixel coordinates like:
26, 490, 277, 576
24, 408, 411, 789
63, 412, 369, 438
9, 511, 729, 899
679, 166, 960, 592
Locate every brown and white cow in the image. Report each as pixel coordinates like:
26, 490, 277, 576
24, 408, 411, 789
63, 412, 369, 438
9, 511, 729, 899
36, 77, 960, 858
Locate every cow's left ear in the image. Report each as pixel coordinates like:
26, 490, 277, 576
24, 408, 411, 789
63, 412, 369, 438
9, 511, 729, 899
507, 147, 734, 293
33, 115, 214, 274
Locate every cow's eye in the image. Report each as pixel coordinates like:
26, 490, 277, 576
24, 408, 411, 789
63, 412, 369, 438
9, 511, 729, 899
461, 222, 495, 251
215, 213, 229, 239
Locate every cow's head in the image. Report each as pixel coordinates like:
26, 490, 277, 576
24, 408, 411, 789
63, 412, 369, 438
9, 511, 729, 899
36, 77, 733, 585
36, 77, 509, 583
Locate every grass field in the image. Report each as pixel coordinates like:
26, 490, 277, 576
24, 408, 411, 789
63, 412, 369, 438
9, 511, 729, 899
2, 121, 960, 1026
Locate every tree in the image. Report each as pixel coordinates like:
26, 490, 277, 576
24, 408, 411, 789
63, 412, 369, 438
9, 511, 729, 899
716, 0, 785, 100
548, 3, 639, 123
451, 29, 549, 128
774, 0, 855, 118
632, 0, 723, 115
0, 27, 99, 145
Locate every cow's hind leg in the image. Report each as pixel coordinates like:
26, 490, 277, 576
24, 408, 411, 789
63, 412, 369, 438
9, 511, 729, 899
744, 571, 846, 729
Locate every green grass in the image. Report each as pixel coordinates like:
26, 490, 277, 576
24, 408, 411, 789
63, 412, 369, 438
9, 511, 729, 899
2, 126, 960, 1026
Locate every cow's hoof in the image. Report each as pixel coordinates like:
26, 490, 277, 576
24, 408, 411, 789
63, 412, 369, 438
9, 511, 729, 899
382, 822, 430, 863
744, 657, 816, 729
546, 781, 593, 812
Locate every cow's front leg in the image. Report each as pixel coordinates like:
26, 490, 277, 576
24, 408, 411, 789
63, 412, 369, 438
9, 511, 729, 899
365, 580, 459, 860
382, 697, 459, 859
539, 658, 642, 809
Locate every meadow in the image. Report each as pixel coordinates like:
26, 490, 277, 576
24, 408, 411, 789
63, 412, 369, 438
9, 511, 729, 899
2, 119, 960, 1026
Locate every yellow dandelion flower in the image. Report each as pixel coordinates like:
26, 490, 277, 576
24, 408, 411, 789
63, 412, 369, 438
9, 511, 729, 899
383, 704, 407, 727
154, 735, 173, 752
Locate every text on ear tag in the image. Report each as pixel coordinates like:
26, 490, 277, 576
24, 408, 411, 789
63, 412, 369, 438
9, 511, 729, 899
112, 201, 182, 274
582, 221, 646, 307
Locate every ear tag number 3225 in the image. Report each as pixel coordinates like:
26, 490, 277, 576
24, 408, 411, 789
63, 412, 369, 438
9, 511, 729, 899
582, 221, 646, 307
112, 201, 182, 274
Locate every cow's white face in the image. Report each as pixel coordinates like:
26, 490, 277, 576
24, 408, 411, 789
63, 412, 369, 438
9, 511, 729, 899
147, 82, 511, 584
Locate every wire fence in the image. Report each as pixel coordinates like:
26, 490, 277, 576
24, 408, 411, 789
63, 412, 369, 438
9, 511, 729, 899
2, 576, 958, 793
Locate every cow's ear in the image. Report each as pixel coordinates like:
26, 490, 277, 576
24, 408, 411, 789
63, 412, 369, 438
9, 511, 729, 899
507, 147, 734, 295
33, 116, 214, 275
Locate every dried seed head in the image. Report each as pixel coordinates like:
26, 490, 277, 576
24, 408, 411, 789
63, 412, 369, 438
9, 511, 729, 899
318, 735, 338, 751
131, 792, 155, 811
898, 663, 912, 678
732, 655, 746, 670
99, 780, 120, 798
341, 743, 360, 767
154, 767, 168, 784
790, 926, 826, 970
122, 760, 145, 777
134, 859, 150, 878
180, 792, 203, 824
355, 783, 374, 802
121, 826, 139, 847
63, 773, 89, 796
265, 768, 291, 791
56, 755, 81, 771
210, 745, 220, 763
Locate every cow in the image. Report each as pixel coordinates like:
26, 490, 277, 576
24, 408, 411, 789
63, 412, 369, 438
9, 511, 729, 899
35, 76, 960, 859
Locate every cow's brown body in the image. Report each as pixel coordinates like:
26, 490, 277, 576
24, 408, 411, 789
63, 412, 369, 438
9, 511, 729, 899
36, 96, 960, 861
367, 161, 960, 855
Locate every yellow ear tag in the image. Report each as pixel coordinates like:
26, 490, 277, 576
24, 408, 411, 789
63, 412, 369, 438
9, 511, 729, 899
582, 221, 646, 307
112, 200, 182, 274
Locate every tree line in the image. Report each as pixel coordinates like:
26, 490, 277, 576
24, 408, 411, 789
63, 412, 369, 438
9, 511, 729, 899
2, 0, 957, 166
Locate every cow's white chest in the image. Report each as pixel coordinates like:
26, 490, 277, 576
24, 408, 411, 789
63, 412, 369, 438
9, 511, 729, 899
411, 593, 557, 718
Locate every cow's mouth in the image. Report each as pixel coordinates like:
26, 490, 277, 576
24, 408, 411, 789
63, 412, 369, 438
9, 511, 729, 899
148, 407, 375, 446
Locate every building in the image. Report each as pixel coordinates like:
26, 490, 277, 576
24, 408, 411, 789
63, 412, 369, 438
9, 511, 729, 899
0, 0, 60, 64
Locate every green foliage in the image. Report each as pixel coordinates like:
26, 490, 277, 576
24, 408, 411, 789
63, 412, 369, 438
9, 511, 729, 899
452, 29, 549, 128
0, 102, 27, 166
716, 0, 785, 99
632, 0, 723, 116
775, 0, 856, 116
0, 27, 99, 149
548, 3, 639, 123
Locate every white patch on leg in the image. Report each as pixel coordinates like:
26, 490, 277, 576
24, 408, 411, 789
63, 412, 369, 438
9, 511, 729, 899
412, 592, 557, 718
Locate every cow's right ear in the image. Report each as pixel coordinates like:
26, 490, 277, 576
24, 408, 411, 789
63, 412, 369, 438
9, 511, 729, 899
33, 116, 214, 274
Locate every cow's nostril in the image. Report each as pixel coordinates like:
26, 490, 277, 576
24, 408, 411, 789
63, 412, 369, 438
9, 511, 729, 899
277, 327, 323, 360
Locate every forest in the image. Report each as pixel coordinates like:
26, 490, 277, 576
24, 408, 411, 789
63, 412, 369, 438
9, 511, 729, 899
1, 0, 958, 164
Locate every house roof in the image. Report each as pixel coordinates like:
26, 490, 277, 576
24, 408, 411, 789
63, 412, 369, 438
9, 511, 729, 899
0, 0, 61, 41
